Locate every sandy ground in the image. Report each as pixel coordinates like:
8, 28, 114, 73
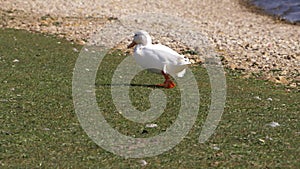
0, 0, 299, 87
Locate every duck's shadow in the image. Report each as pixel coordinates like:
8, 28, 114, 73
96, 83, 164, 89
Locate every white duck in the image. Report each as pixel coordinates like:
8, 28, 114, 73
127, 30, 191, 88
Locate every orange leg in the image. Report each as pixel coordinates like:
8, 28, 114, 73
157, 71, 176, 88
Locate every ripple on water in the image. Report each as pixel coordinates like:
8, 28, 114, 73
251, 0, 300, 23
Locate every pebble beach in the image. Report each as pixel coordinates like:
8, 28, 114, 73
0, 0, 299, 87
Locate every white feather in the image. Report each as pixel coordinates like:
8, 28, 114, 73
129, 30, 191, 77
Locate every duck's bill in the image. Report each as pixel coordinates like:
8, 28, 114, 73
127, 41, 136, 48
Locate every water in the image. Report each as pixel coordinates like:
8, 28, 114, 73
250, 0, 300, 23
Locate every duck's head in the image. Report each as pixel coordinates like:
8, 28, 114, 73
127, 30, 152, 48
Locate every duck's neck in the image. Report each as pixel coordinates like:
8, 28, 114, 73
141, 35, 152, 46
146, 35, 152, 45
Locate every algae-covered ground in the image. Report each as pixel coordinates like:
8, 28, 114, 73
0, 29, 299, 168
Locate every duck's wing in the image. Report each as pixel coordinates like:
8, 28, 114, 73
142, 44, 190, 66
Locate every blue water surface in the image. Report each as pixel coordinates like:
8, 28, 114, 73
251, 0, 300, 23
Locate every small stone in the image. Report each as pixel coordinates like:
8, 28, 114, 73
275, 76, 289, 85
229, 63, 236, 70
190, 59, 196, 64
265, 136, 273, 141
140, 160, 147, 166
146, 124, 158, 128
76, 39, 86, 45
266, 98, 273, 101
258, 138, 265, 143
40, 20, 50, 26
73, 48, 79, 52
254, 96, 261, 100
252, 44, 259, 50
212, 146, 220, 150
266, 121, 280, 127
13, 59, 19, 63
294, 76, 300, 82
289, 83, 297, 88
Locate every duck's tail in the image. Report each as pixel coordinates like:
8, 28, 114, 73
166, 64, 189, 77
176, 69, 186, 77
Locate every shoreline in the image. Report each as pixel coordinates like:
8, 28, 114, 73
0, 0, 299, 88
238, 0, 300, 25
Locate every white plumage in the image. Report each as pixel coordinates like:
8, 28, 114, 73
128, 30, 191, 88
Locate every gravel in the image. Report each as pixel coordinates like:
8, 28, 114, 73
0, 0, 299, 87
